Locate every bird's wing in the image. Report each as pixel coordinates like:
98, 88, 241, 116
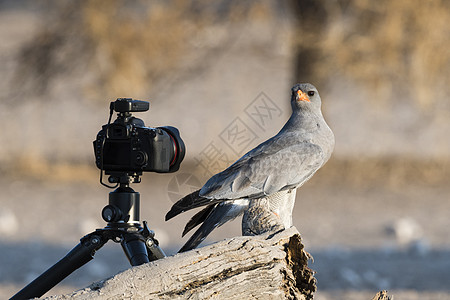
178, 200, 247, 253
166, 135, 324, 221
200, 135, 325, 200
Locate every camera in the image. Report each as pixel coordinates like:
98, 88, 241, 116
94, 98, 185, 178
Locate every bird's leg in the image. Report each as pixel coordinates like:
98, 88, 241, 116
242, 189, 297, 236
242, 198, 285, 236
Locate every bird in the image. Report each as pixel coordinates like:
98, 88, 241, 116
166, 83, 335, 252
242, 188, 297, 236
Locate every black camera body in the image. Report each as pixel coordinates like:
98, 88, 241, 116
94, 98, 185, 176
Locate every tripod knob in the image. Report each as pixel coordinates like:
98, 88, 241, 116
102, 205, 122, 222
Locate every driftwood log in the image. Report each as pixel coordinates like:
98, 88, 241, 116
370, 290, 392, 300
43, 227, 316, 300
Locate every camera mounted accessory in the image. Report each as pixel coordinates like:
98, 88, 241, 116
11, 98, 184, 299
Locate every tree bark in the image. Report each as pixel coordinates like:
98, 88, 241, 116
371, 290, 392, 300
43, 227, 316, 300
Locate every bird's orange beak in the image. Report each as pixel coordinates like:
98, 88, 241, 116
297, 90, 310, 102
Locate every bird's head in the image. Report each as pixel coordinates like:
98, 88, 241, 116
291, 83, 321, 112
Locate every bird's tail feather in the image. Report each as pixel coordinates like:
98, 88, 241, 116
165, 189, 221, 221
178, 203, 234, 253
182, 204, 216, 237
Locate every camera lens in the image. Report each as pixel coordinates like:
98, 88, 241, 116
158, 126, 185, 172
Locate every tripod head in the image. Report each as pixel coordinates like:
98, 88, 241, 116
101, 182, 141, 226
107, 171, 143, 186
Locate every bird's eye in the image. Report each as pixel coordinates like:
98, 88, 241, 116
307, 91, 315, 97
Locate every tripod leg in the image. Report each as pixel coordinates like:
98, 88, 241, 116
141, 221, 166, 261
121, 234, 150, 266
121, 222, 167, 265
10, 234, 106, 300
145, 237, 166, 261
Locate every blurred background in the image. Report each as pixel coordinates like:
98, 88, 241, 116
1, 0, 449, 299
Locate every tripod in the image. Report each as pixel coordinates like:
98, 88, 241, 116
11, 179, 165, 300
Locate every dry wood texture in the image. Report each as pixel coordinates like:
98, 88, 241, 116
43, 227, 316, 300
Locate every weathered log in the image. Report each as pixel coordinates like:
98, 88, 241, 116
43, 227, 316, 300
370, 290, 392, 300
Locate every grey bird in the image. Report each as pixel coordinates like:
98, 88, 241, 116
166, 83, 334, 252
